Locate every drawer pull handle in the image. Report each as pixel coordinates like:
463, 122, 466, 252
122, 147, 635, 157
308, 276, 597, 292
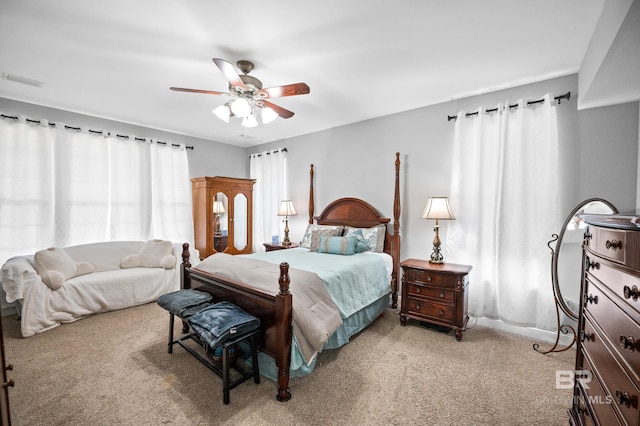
586, 259, 600, 270
439, 292, 444, 298
426, 276, 432, 282
584, 294, 598, 305
3, 380, 14, 389
415, 304, 421, 310
624, 285, 640, 301
582, 330, 595, 342
416, 287, 421, 293
439, 309, 444, 316
606, 239, 623, 251
620, 335, 638, 352
615, 390, 638, 408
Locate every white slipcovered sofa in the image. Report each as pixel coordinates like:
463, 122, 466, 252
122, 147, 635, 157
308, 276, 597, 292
0, 240, 200, 337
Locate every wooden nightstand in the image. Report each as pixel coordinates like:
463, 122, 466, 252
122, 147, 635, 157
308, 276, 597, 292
400, 259, 472, 341
263, 242, 299, 252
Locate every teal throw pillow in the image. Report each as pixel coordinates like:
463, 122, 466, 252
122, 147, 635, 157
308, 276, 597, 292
317, 236, 357, 255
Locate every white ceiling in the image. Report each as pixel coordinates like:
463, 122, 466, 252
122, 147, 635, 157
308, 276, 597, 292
0, 0, 606, 147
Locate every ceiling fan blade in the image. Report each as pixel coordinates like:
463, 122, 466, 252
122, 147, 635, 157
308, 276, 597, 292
170, 87, 230, 96
259, 83, 310, 98
212, 58, 246, 90
263, 100, 295, 119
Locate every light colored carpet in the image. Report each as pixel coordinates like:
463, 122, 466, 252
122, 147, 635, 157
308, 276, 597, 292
2, 302, 574, 425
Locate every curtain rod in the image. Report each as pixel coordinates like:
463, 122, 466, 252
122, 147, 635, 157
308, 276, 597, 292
249, 147, 288, 158
0, 113, 195, 150
447, 91, 571, 122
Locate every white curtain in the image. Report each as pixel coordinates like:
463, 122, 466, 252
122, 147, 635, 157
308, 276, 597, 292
0, 115, 193, 265
446, 95, 560, 330
250, 149, 288, 251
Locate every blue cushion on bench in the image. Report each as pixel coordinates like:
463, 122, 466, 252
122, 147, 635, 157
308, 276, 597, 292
157, 289, 213, 318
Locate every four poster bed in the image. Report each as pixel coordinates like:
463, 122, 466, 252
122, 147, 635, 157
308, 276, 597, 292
179, 152, 401, 401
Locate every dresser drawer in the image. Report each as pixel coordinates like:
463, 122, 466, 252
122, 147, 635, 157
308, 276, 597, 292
406, 283, 455, 302
587, 259, 640, 319
580, 353, 622, 426
582, 316, 640, 425
405, 268, 458, 288
405, 297, 454, 324
589, 226, 627, 264
585, 279, 640, 384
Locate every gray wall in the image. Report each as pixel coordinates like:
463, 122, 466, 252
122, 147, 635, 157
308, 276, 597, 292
246, 74, 639, 261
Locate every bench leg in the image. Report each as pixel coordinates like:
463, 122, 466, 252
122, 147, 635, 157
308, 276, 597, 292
250, 335, 260, 384
168, 314, 175, 354
222, 345, 230, 405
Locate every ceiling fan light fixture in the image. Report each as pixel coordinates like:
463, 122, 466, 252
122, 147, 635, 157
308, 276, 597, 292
242, 113, 258, 128
212, 104, 230, 123
261, 106, 278, 124
230, 98, 251, 118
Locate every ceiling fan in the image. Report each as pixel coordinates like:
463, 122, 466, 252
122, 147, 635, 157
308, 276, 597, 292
170, 58, 310, 127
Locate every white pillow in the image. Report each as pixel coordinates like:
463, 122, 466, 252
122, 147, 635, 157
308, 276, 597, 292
34, 247, 94, 290
300, 224, 344, 248
120, 239, 176, 269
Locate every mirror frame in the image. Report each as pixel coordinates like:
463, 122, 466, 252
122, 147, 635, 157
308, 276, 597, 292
551, 197, 618, 321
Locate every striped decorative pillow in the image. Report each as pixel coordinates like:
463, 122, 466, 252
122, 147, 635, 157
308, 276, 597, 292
317, 236, 357, 255
308, 228, 344, 251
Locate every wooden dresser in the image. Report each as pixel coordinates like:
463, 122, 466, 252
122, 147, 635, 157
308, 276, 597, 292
399, 259, 471, 341
570, 213, 640, 425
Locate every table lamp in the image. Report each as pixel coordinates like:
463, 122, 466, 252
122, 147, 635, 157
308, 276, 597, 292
278, 200, 297, 245
421, 197, 455, 264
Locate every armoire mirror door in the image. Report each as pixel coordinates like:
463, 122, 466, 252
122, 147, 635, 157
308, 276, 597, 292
233, 193, 248, 252
213, 192, 228, 253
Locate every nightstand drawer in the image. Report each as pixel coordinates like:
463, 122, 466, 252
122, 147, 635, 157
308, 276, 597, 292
406, 268, 457, 288
406, 297, 454, 324
407, 283, 454, 302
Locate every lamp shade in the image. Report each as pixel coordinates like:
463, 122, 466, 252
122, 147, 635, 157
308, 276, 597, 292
213, 200, 225, 214
278, 200, 297, 217
242, 113, 258, 128
421, 197, 455, 220
230, 98, 251, 118
212, 104, 230, 123
261, 106, 278, 124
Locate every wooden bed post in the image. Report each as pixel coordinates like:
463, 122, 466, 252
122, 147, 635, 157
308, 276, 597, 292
391, 152, 401, 309
308, 164, 315, 224
180, 243, 192, 333
275, 262, 293, 402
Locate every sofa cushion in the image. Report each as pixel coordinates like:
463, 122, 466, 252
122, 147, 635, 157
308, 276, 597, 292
34, 247, 94, 290
120, 239, 176, 269
64, 241, 145, 272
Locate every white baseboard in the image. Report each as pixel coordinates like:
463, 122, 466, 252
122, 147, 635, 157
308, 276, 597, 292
471, 316, 576, 348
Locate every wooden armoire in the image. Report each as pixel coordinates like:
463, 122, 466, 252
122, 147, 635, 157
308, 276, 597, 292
191, 176, 255, 258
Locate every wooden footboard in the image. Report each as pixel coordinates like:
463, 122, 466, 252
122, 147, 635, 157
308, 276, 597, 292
180, 243, 293, 401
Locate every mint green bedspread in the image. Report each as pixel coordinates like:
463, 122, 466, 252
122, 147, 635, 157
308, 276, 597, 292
244, 248, 392, 379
